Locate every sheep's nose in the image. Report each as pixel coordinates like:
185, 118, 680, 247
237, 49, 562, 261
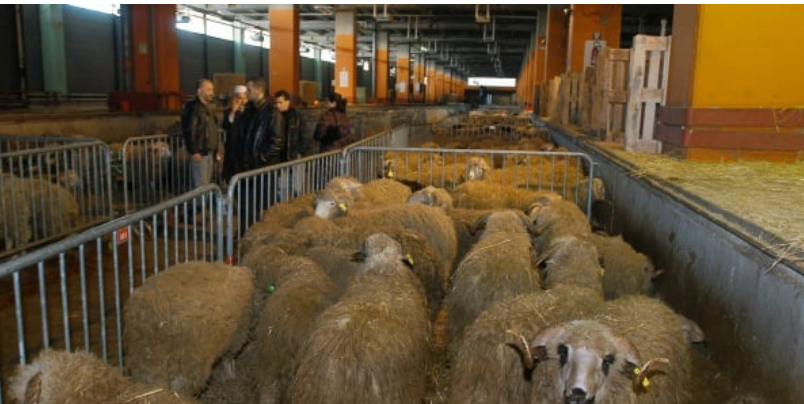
565, 387, 588, 403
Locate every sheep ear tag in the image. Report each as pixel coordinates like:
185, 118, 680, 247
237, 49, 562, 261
401, 253, 414, 268
338, 202, 348, 212
386, 170, 394, 178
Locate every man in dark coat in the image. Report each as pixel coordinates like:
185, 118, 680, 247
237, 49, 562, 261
180, 78, 221, 189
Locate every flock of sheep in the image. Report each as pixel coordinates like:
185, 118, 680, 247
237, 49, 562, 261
6, 167, 766, 403
4, 112, 769, 403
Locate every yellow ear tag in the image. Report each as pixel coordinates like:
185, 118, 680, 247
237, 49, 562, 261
387, 170, 394, 178
633, 367, 641, 376
405, 253, 415, 265
338, 202, 347, 212
642, 377, 650, 388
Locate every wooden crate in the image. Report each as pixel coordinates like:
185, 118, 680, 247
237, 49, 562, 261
545, 77, 562, 120
580, 67, 597, 133
625, 35, 672, 153
559, 72, 583, 126
593, 47, 630, 142
213, 73, 245, 98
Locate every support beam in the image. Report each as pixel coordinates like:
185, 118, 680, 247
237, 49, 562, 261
334, 10, 357, 104
374, 29, 389, 103
543, 5, 567, 82
269, 4, 300, 96
396, 44, 410, 103
658, 4, 804, 161
38, 4, 67, 94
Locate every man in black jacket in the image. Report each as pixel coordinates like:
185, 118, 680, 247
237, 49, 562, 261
180, 78, 221, 189
273, 90, 311, 201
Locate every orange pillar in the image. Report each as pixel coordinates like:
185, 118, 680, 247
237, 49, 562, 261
396, 44, 410, 103
543, 5, 568, 82
334, 10, 357, 104
269, 4, 300, 96
375, 30, 389, 103
567, 4, 622, 73
657, 4, 804, 162
129, 5, 179, 94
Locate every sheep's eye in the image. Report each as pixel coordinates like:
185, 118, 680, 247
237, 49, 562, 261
602, 354, 616, 375
557, 344, 569, 365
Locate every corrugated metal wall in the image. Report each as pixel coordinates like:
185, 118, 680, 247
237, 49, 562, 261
0, 5, 20, 92
63, 6, 116, 93
0, 7, 346, 99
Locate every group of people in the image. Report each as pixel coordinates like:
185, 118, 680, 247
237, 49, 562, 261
180, 77, 353, 190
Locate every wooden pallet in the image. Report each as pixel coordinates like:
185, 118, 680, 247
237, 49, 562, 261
625, 35, 672, 153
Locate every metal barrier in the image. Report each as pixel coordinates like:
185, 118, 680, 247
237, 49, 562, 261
224, 150, 344, 264
1, 141, 115, 261
344, 146, 595, 216
0, 134, 96, 154
121, 133, 224, 213
0, 184, 224, 403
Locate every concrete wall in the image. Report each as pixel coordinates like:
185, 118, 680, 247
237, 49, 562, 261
548, 122, 804, 403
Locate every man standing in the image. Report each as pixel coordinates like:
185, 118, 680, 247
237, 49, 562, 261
221, 85, 249, 184
181, 78, 221, 189
243, 77, 279, 170
273, 90, 310, 162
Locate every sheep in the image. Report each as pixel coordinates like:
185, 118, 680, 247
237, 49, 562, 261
445, 210, 542, 346
353, 177, 412, 206
288, 233, 431, 404
540, 234, 605, 294
300, 228, 446, 321
7, 349, 197, 404
27, 178, 80, 239
528, 199, 592, 253
445, 207, 503, 265
0, 174, 33, 250
254, 257, 340, 404
407, 185, 454, 210
332, 204, 458, 278
451, 180, 562, 212
589, 232, 661, 300
123, 262, 255, 396
448, 284, 604, 404
517, 295, 693, 404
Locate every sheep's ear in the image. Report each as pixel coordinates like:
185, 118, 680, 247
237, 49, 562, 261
350, 250, 366, 262
469, 212, 491, 236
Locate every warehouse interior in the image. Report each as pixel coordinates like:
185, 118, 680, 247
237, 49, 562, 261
1, 4, 803, 404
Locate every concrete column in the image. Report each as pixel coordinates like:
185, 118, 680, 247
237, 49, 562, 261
543, 5, 567, 82
334, 10, 357, 104
567, 4, 622, 73
233, 27, 246, 75
374, 29, 389, 103
413, 55, 425, 103
38, 4, 68, 94
269, 4, 300, 96
396, 44, 410, 103
313, 47, 323, 98
657, 4, 804, 161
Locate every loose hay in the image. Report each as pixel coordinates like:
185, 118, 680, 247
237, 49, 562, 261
609, 150, 804, 264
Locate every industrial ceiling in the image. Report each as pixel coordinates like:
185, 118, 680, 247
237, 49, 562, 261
182, 4, 674, 79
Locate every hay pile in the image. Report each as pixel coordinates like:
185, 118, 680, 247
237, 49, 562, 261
610, 150, 804, 264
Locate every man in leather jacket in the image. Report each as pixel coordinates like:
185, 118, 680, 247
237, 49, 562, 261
273, 90, 311, 161
243, 78, 278, 170
180, 78, 220, 188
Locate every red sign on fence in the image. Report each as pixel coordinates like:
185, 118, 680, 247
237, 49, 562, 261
116, 227, 129, 245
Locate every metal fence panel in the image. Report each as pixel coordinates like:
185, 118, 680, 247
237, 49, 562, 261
120, 133, 225, 213
0, 184, 224, 403
1, 141, 114, 261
